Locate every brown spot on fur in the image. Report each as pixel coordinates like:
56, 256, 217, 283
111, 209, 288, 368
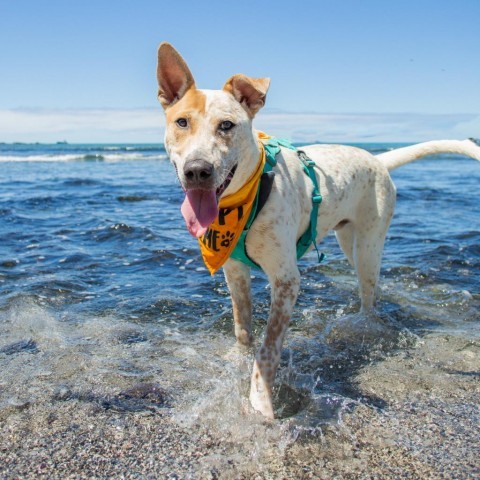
265, 314, 288, 347
274, 278, 293, 290
165, 87, 206, 138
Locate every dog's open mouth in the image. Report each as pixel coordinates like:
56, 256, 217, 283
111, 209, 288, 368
216, 164, 237, 199
181, 164, 237, 238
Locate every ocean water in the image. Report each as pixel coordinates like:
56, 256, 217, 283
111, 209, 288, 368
0, 142, 479, 473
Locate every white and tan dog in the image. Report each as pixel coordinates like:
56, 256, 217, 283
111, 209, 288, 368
156, 42, 480, 419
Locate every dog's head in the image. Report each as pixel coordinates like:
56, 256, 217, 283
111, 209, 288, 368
156, 42, 270, 237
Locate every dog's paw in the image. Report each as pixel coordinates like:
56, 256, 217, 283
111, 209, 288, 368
223, 343, 250, 362
234, 328, 253, 347
325, 311, 393, 346
249, 366, 275, 420
249, 392, 275, 420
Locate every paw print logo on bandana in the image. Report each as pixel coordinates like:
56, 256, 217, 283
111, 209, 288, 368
221, 231, 235, 248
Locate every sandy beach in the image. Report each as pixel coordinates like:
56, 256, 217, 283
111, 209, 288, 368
1, 332, 478, 479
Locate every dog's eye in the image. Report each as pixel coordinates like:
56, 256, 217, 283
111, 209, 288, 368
219, 120, 235, 132
176, 118, 188, 128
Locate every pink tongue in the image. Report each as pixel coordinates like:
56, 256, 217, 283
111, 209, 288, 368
181, 189, 218, 238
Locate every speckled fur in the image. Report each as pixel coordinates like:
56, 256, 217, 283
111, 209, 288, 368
156, 42, 480, 419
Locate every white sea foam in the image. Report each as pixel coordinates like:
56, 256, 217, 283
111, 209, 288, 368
0, 154, 84, 162
101, 153, 167, 162
0, 153, 168, 162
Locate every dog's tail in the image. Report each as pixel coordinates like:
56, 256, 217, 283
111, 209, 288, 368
376, 138, 480, 171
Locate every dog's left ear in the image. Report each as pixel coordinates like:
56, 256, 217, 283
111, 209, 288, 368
223, 74, 270, 117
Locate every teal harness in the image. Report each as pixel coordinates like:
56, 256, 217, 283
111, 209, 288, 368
230, 137, 325, 269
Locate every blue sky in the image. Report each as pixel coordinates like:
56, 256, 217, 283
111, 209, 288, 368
1, 0, 479, 142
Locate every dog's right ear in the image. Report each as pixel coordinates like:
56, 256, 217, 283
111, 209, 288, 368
157, 43, 195, 109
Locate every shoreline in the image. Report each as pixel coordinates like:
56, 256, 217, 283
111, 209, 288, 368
1, 333, 478, 479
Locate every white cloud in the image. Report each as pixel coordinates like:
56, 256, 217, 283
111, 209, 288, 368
256, 111, 480, 143
0, 108, 166, 143
0, 107, 478, 143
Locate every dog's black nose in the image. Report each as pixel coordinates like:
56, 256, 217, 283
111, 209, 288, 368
184, 160, 214, 182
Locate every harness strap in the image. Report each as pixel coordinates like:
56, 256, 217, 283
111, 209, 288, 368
296, 151, 325, 263
230, 137, 325, 268
230, 174, 274, 267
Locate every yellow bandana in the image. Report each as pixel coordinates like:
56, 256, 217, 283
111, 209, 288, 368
198, 133, 269, 274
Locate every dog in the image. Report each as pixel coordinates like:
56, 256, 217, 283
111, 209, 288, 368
156, 42, 480, 419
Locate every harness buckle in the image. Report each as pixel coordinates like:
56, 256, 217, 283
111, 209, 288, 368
312, 194, 323, 204
266, 155, 277, 168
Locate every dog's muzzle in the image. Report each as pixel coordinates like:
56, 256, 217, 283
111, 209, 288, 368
183, 159, 215, 189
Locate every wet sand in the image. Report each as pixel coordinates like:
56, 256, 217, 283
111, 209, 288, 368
1, 333, 478, 479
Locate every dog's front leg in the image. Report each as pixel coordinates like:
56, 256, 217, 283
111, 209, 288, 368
249, 265, 300, 419
223, 259, 253, 346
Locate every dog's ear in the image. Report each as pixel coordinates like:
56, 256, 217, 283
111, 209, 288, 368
157, 43, 195, 109
223, 74, 270, 117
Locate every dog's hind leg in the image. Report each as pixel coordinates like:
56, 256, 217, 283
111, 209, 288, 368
223, 259, 253, 346
352, 198, 394, 311
335, 221, 355, 267
352, 174, 396, 312
335, 221, 385, 310
353, 230, 386, 311
249, 256, 301, 418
